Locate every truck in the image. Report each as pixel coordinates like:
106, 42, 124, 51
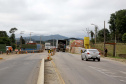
56, 40, 66, 52
45, 43, 51, 50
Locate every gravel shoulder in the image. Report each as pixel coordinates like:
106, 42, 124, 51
44, 59, 60, 84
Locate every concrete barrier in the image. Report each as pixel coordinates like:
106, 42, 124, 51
37, 58, 44, 84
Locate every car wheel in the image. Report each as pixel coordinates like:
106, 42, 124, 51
93, 59, 95, 61
85, 56, 88, 61
97, 58, 100, 62
81, 56, 84, 60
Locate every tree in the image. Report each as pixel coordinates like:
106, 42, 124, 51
0, 37, 11, 46
122, 33, 126, 43
20, 36, 25, 44
0, 31, 10, 45
108, 9, 126, 42
9, 27, 18, 34
90, 31, 94, 40
0, 31, 8, 37
9, 28, 18, 50
97, 28, 110, 42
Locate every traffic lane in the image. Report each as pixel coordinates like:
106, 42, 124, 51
0, 53, 46, 84
69, 53, 126, 80
53, 52, 126, 84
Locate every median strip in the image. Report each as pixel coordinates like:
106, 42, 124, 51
37, 58, 44, 84
51, 60, 65, 84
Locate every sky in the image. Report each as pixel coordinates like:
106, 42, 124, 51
0, 0, 126, 38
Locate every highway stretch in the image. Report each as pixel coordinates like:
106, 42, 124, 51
52, 52, 126, 84
0, 53, 46, 84
0, 52, 126, 84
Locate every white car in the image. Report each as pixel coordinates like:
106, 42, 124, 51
81, 49, 100, 61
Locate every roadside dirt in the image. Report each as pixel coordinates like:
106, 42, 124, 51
0, 53, 18, 60
102, 56, 126, 64
44, 59, 60, 84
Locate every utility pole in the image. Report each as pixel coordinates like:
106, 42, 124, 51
113, 21, 116, 57
104, 21, 106, 57
40, 35, 41, 44
95, 26, 98, 44
30, 32, 33, 41
86, 28, 90, 37
91, 24, 98, 44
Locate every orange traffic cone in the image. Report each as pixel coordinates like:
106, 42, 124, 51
26, 51, 27, 54
33, 49, 34, 53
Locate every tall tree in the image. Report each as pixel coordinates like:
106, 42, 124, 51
9, 27, 18, 49
97, 28, 110, 42
90, 31, 94, 40
0, 31, 8, 37
9, 27, 18, 34
122, 33, 126, 43
0, 31, 10, 45
108, 9, 126, 42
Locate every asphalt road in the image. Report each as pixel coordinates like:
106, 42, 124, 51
0, 53, 46, 84
53, 52, 126, 84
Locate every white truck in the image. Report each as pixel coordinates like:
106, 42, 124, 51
45, 43, 51, 50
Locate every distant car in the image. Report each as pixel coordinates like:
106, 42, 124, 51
81, 49, 100, 61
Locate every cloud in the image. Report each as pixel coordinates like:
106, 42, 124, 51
0, 0, 126, 38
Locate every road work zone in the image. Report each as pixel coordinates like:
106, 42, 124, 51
37, 58, 44, 84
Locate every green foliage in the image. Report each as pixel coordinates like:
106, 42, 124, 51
0, 31, 10, 46
0, 37, 11, 46
10, 34, 16, 43
12, 44, 16, 50
90, 39, 95, 44
108, 9, 126, 42
122, 33, 126, 43
9, 28, 18, 49
0, 31, 8, 37
97, 28, 110, 42
0, 44, 6, 52
20, 36, 25, 44
9, 27, 18, 34
90, 31, 94, 40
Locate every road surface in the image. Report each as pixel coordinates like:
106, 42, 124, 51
53, 52, 126, 84
0, 53, 46, 84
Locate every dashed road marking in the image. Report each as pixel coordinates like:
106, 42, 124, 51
88, 66, 126, 83
120, 71, 126, 74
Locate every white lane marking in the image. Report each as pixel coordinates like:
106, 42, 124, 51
0, 67, 9, 71
120, 80, 126, 82
120, 71, 126, 74
88, 66, 111, 77
88, 66, 126, 79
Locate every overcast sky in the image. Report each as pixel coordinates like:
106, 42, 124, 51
0, 0, 126, 38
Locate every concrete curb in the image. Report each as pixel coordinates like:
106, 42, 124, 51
37, 58, 44, 84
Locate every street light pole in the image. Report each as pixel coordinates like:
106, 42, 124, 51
91, 24, 98, 44
30, 32, 33, 41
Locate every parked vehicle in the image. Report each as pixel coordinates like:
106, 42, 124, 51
56, 40, 66, 52
45, 43, 51, 50
81, 49, 100, 61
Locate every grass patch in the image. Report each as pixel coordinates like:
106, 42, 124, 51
91, 43, 126, 59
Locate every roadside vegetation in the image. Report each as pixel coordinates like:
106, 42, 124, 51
90, 9, 126, 60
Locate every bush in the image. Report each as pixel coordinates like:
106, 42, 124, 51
122, 33, 126, 43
